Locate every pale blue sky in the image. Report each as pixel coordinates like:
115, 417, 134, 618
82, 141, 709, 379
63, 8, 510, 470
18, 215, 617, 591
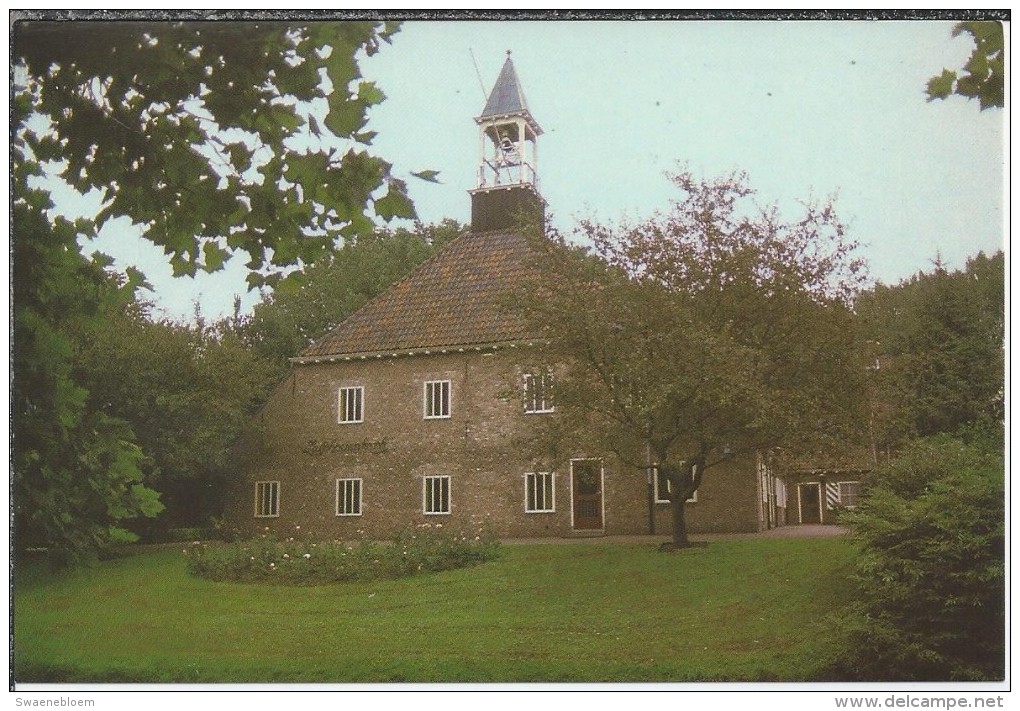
70, 19, 1005, 321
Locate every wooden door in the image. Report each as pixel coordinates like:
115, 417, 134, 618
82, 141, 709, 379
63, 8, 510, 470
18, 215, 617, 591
798, 483, 821, 524
572, 460, 603, 530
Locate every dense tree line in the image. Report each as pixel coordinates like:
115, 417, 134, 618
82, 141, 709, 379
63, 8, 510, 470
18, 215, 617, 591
832, 252, 1005, 681
858, 251, 1004, 455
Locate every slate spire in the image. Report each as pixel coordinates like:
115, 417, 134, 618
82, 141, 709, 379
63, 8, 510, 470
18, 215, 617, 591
480, 51, 533, 121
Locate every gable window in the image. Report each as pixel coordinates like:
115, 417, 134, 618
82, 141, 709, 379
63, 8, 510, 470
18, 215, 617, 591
653, 467, 697, 504
525, 472, 555, 513
524, 373, 554, 414
336, 478, 362, 516
255, 481, 279, 518
424, 380, 451, 419
838, 481, 860, 508
423, 475, 451, 515
338, 386, 364, 424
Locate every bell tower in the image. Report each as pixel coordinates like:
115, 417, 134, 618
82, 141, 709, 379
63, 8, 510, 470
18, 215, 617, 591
470, 51, 545, 233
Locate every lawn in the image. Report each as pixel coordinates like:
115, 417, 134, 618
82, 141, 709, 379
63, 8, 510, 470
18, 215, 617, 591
13, 537, 856, 683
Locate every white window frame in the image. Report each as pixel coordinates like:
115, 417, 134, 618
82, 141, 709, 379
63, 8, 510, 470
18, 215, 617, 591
838, 480, 861, 509
254, 481, 280, 518
524, 471, 556, 513
653, 467, 697, 504
423, 380, 452, 420
523, 373, 555, 414
423, 475, 451, 515
338, 386, 364, 424
335, 478, 363, 517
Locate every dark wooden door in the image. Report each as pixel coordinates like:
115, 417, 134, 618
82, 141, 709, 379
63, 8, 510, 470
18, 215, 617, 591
572, 460, 603, 530
798, 483, 821, 524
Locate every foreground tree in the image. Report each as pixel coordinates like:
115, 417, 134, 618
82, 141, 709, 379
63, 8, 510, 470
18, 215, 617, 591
927, 21, 1004, 110
14, 19, 423, 288
833, 436, 1004, 680
13, 154, 163, 564
519, 171, 868, 547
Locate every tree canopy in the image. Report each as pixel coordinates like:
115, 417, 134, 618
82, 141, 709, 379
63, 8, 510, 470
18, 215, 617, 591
926, 21, 1004, 110
13, 20, 426, 289
12, 147, 163, 563
75, 305, 280, 534
856, 251, 1004, 454
518, 171, 869, 546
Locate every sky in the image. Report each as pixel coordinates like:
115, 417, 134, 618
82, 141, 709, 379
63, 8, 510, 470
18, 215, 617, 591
64, 18, 1006, 322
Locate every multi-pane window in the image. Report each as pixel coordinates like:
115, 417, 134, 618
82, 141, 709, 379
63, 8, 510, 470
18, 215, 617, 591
523, 373, 554, 414
424, 380, 451, 419
255, 481, 279, 517
423, 475, 451, 514
654, 467, 697, 504
338, 386, 364, 424
336, 478, 362, 516
838, 481, 860, 508
525, 472, 555, 513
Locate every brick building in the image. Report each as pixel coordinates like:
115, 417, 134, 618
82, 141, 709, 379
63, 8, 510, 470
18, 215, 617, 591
224, 54, 806, 540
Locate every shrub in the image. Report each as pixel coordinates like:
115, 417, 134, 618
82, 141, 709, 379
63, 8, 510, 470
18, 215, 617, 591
165, 527, 217, 543
185, 523, 500, 585
831, 435, 1004, 681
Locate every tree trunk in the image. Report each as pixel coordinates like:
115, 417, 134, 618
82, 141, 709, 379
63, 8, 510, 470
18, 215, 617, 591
657, 457, 704, 551
670, 496, 690, 547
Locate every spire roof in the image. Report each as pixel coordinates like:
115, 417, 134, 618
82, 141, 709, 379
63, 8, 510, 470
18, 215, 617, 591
480, 52, 531, 119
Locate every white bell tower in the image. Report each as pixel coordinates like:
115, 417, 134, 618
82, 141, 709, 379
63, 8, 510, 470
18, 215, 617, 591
470, 51, 545, 233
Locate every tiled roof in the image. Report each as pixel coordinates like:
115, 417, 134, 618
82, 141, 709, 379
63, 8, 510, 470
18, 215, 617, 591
480, 54, 529, 118
300, 230, 542, 358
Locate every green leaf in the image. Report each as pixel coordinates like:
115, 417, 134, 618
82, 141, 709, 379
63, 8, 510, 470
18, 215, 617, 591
324, 94, 367, 137
357, 81, 386, 106
269, 104, 304, 133
170, 253, 196, 277
374, 184, 416, 222
90, 251, 115, 269
203, 242, 228, 272
926, 69, 956, 101
227, 143, 252, 173
412, 170, 442, 184
124, 266, 153, 293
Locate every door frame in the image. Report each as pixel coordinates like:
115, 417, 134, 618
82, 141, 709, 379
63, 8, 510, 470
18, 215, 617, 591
797, 481, 823, 524
569, 458, 605, 531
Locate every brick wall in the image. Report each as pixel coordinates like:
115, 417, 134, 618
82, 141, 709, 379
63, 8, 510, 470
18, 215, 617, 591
224, 350, 763, 540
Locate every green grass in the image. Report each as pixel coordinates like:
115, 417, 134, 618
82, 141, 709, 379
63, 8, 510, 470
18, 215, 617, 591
13, 537, 855, 683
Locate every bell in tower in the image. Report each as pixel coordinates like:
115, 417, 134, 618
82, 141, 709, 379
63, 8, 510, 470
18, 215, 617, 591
470, 51, 546, 233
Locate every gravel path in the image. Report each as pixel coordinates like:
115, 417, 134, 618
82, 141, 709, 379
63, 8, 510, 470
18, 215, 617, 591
502, 524, 850, 545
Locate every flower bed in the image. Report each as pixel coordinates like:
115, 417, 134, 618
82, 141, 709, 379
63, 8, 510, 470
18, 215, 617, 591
185, 523, 500, 584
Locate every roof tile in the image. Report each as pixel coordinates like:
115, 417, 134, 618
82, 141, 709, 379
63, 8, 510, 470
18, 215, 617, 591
301, 230, 541, 358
